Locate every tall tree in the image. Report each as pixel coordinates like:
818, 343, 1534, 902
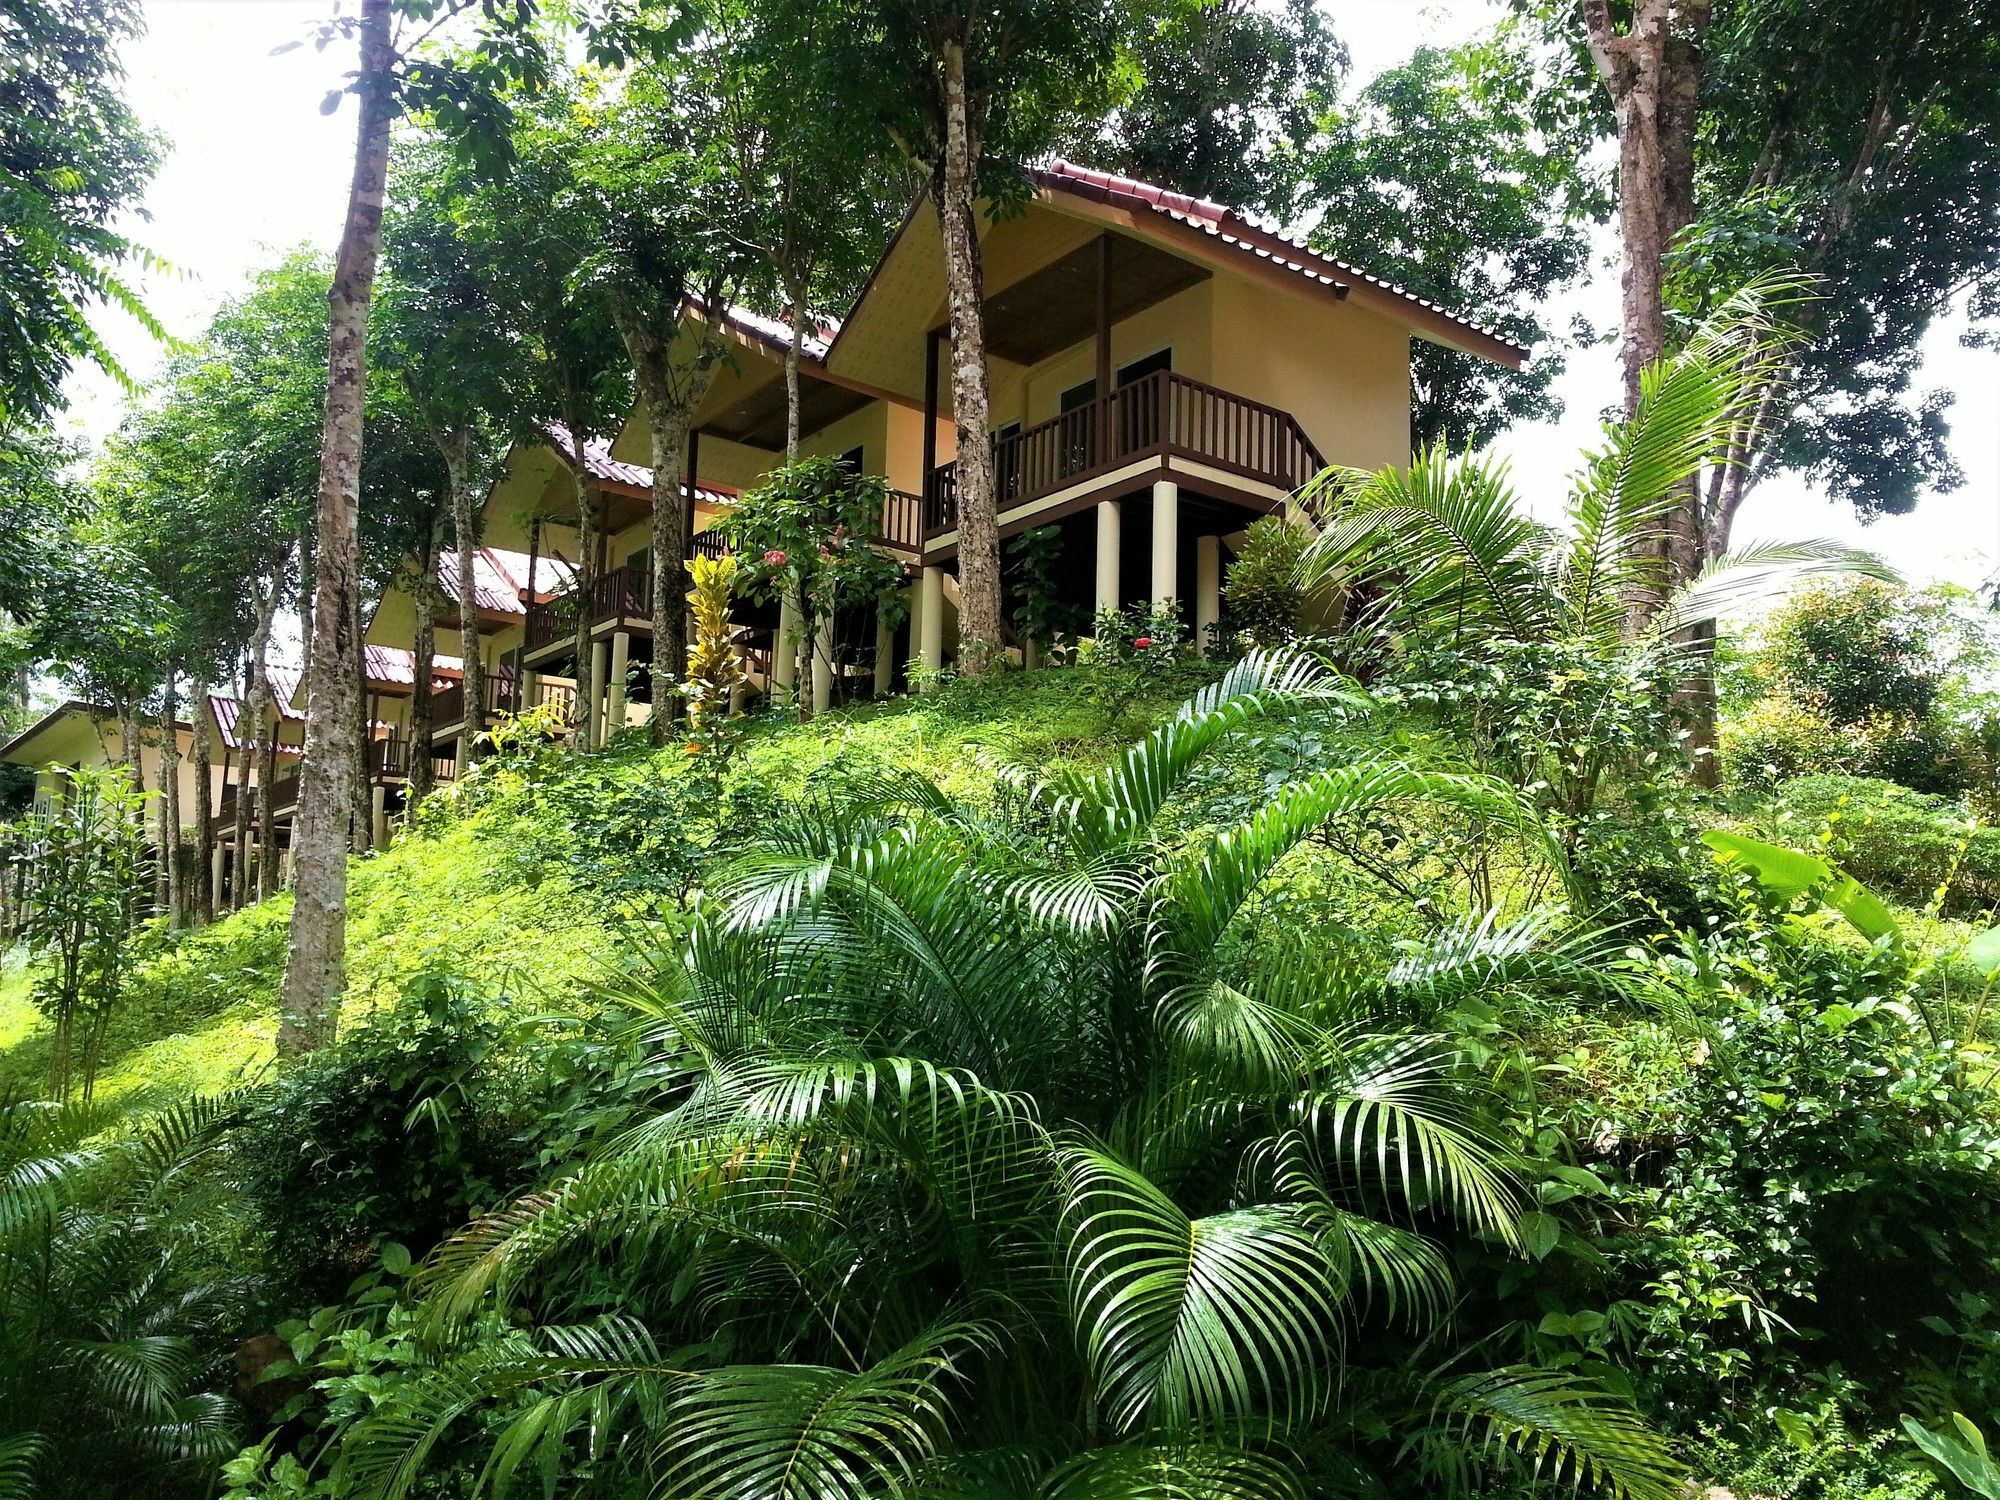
0, 0, 163, 436
1074, 0, 1342, 213
830, 0, 1133, 674
280, 0, 672, 1055
1292, 38, 1604, 448
379, 158, 513, 770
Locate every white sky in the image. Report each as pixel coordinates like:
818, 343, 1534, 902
58, 0, 2000, 595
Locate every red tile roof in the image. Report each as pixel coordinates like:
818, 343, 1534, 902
439, 547, 534, 616
539, 421, 741, 505
1031, 160, 1525, 361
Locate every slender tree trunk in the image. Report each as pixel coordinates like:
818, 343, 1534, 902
232, 659, 254, 910
934, 39, 1002, 675
248, 588, 281, 903
784, 277, 807, 463
350, 588, 372, 853
1584, 0, 1710, 628
564, 426, 603, 754
279, 0, 392, 1058
614, 298, 720, 743
190, 669, 213, 925
298, 516, 316, 673
443, 425, 486, 768
161, 672, 183, 927
408, 515, 442, 804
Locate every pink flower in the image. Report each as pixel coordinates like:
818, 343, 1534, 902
763, 549, 787, 567
1133, 636, 1153, 649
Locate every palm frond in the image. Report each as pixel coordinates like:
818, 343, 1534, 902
1056, 1144, 1344, 1434
1041, 1441, 1307, 1500
654, 1323, 997, 1500
1414, 1366, 1683, 1500
1651, 538, 1895, 639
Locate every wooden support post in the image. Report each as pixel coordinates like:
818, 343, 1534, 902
918, 565, 945, 685
607, 629, 631, 732
1095, 499, 1122, 620
812, 617, 834, 716
873, 605, 895, 697
774, 596, 800, 696
1150, 480, 1179, 609
371, 784, 388, 850
1195, 535, 1221, 652
1095, 233, 1112, 465
588, 639, 608, 748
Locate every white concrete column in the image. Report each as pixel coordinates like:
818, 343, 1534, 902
873, 606, 895, 697
774, 595, 800, 696
522, 668, 541, 712
812, 617, 834, 715
607, 630, 631, 732
371, 785, 388, 850
1195, 535, 1221, 650
1150, 480, 1179, 609
1094, 499, 1122, 617
918, 565, 945, 684
588, 640, 608, 748
210, 845, 225, 911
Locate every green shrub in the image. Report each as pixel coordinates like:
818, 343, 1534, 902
1722, 697, 1857, 793
228, 974, 547, 1303
1220, 512, 1308, 646
1759, 775, 2000, 914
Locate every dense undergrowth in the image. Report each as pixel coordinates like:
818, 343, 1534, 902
3, 640, 1996, 1500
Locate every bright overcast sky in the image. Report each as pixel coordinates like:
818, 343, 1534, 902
60, 0, 2000, 593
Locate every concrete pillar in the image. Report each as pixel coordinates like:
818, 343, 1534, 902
1150, 480, 1179, 609
873, 606, 895, 697
1195, 535, 1221, 651
371, 784, 388, 850
812, 618, 834, 715
774, 595, 800, 696
588, 639, 608, 748
522, 668, 541, 713
1094, 499, 1122, 618
918, 565, 945, 685
209, 845, 224, 911
607, 629, 631, 733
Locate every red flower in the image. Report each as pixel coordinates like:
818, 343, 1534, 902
762, 549, 787, 567
1132, 636, 1153, 649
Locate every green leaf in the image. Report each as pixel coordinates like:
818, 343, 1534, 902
1701, 831, 1900, 942
1965, 927, 2000, 978
380, 1240, 413, 1276
1904, 1414, 2000, 1500
1516, 1211, 1561, 1261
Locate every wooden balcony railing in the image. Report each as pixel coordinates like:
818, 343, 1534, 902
369, 735, 457, 786
921, 369, 1325, 536
525, 563, 650, 652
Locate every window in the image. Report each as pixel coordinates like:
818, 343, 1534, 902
1060, 379, 1096, 412
837, 445, 865, 476
1118, 347, 1172, 386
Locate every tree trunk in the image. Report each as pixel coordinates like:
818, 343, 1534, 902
298, 515, 317, 672
160, 672, 183, 927
190, 669, 213, 925
231, 659, 254, 911
279, 0, 392, 1058
351, 587, 372, 854
614, 299, 721, 744
784, 277, 807, 463
248, 587, 281, 903
1584, 0, 1711, 631
408, 514, 442, 804
934, 38, 1002, 676
443, 425, 486, 768
564, 429, 603, 754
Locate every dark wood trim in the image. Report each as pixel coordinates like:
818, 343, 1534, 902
1094, 233, 1112, 422
922, 329, 940, 480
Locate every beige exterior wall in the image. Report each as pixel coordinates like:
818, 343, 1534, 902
1207, 270, 1411, 472
14, 711, 229, 829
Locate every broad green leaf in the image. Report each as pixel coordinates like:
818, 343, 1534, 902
1701, 831, 1900, 943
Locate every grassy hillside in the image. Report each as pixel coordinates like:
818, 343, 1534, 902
0, 668, 1217, 1105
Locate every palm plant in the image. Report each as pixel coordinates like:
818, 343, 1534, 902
1295, 285, 1890, 654
0, 1094, 242, 1499
316, 653, 1680, 1500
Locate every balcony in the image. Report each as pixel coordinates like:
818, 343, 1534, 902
921, 369, 1325, 537
368, 735, 457, 787
525, 563, 650, 654
428, 673, 578, 736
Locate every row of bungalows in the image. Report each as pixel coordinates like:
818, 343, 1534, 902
4, 161, 1524, 875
